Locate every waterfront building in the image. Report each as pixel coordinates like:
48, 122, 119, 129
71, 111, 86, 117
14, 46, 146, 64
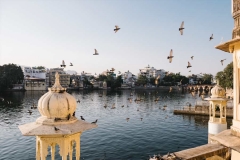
20, 66, 47, 90
18, 72, 97, 160
138, 65, 165, 80
81, 71, 94, 81
21, 66, 46, 79
212, 0, 240, 158
47, 68, 70, 88
188, 74, 203, 85
25, 77, 46, 91
121, 70, 136, 88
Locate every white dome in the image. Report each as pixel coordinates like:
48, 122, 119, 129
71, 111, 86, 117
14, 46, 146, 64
38, 72, 77, 120
211, 84, 226, 98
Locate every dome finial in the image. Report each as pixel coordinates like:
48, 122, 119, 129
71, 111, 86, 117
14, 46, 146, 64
49, 72, 66, 92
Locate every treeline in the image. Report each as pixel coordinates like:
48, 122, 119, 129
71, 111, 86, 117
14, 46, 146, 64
0, 64, 24, 91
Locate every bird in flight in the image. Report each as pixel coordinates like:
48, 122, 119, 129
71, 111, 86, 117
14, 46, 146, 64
118, 71, 121, 74
209, 34, 214, 41
189, 70, 191, 72
60, 60, 66, 68
70, 62, 73, 66
167, 49, 174, 63
114, 25, 120, 33
220, 59, 226, 65
191, 56, 194, 60
179, 21, 184, 35
187, 62, 192, 68
93, 49, 99, 55
126, 118, 130, 122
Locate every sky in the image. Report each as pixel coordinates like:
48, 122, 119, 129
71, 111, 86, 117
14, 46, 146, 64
0, 0, 233, 76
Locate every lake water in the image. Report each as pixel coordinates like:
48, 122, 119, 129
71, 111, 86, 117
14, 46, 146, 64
0, 90, 232, 160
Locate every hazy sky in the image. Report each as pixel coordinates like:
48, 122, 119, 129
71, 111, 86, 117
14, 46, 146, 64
0, 0, 233, 76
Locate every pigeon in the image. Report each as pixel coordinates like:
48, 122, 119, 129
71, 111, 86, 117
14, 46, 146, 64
209, 34, 213, 41
179, 21, 184, 35
167, 49, 174, 63
67, 114, 71, 120
80, 116, 85, 121
221, 59, 226, 65
27, 110, 32, 115
104, 104, 107, 108
70, 62, 73, 66
91, 119, 98, 124
191, 56, 194, 60
60, 60, 66, 67
54, 127, 60, 131
187, 61, 192, 68
114, 25, 120, 33
111, 103, 116, 109
93, 49, 99, 55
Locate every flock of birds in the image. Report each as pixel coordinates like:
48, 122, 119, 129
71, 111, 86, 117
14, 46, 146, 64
59, 25, 120, 69
58, 22, 227, 80
166, 21, 227, 74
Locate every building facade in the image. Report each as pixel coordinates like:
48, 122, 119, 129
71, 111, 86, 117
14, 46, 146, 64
47, 68, 70, 88
138, 65, 165, 80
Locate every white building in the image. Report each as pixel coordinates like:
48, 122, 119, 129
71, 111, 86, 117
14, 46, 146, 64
21, 66, 46, 79
121, 71, 136, 88
138, 65, 165, 80
20, 66, 47, 90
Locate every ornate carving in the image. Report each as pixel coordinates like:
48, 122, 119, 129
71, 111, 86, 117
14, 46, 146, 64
233, 0, 240, 14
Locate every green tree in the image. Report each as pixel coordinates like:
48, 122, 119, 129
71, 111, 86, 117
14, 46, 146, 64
0, 64, 24, 91
137, 75, 148, 86
149, 77, 155, 85
97, 75, 107, 81
162, 73, 188, 86
201, 73, 213, 84
111, 75, 122, 89
215, 62, 233, 88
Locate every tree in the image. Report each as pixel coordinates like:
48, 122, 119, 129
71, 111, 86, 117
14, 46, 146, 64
136, 75, 148, 86
97, 75, 107, 81
162, 73, 188, 86
111, 75, 122, 89
149, 77, 155, 85
0, 64, 24, 91
215, 62, 233, 89
201, 74, 213, 84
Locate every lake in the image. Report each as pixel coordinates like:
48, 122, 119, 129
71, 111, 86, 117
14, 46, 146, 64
0, 90, 232, 160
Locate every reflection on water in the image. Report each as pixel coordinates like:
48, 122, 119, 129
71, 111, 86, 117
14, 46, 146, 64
0, 90, 232, 160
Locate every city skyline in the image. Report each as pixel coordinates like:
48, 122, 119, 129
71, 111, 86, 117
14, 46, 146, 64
0, 0, 233, 76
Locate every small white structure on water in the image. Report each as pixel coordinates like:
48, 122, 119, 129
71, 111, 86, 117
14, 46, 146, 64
18, 72, 97, 160
205, 83, 228, 143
